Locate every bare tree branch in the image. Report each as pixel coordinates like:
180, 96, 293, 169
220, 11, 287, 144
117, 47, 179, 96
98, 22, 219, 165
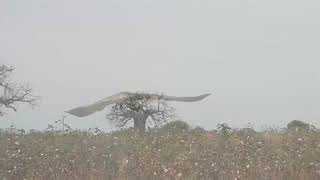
0, 65, 39, 116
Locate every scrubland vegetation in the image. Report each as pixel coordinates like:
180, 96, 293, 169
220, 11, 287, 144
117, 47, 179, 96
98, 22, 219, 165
1, 121, 320, 180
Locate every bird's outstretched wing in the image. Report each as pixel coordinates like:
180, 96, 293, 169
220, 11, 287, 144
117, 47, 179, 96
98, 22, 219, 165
66, 92, 129, 117
66, 92, 211, 117
163, 93, 211, 102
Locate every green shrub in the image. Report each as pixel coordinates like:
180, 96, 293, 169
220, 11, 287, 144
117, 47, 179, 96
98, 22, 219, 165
287, 120, 316, 131
162, 120, 190, 131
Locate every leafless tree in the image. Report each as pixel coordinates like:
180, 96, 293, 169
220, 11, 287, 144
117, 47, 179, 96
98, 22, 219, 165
0, 65, 39, 116
106, 93, 175, 129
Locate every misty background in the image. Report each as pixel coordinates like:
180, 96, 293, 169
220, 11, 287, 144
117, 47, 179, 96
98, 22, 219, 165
1, 0, 320, 131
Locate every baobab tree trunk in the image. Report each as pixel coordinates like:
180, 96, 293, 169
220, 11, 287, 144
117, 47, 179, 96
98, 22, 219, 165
133, 111, 148, 129
133, 117, 147, 129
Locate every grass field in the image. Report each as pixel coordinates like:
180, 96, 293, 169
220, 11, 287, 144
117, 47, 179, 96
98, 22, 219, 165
1, 125, 320, 180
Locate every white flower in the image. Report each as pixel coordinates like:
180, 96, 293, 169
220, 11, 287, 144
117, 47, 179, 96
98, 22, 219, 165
164, 168, 168, 173
246, 165, 250, 168
177, 173, 182, 177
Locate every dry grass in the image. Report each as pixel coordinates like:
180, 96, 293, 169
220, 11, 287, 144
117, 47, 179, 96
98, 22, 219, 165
1, 126, 320, 180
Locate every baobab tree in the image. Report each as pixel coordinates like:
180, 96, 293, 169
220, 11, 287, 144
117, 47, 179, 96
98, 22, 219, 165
106, 93, 175, 129
67, 92, 211, 129
0, 65, 38, 116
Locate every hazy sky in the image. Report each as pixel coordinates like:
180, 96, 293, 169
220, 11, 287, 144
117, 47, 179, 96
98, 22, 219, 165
1, 0, 320, 130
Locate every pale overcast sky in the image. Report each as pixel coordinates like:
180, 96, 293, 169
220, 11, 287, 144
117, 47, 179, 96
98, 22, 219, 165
1, 0, 320, 130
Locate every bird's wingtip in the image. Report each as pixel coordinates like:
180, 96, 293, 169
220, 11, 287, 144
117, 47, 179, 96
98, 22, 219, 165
64, 110, 81, 117
199, 93, 212, 100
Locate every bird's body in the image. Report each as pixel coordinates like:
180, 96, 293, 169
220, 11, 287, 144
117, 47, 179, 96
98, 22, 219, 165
66, 92, 211, 117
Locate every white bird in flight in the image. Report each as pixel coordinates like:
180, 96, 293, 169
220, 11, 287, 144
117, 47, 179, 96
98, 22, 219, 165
66, 92, 211, 117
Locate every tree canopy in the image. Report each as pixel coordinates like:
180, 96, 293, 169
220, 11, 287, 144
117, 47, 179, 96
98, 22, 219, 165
106, 93, 175, 129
